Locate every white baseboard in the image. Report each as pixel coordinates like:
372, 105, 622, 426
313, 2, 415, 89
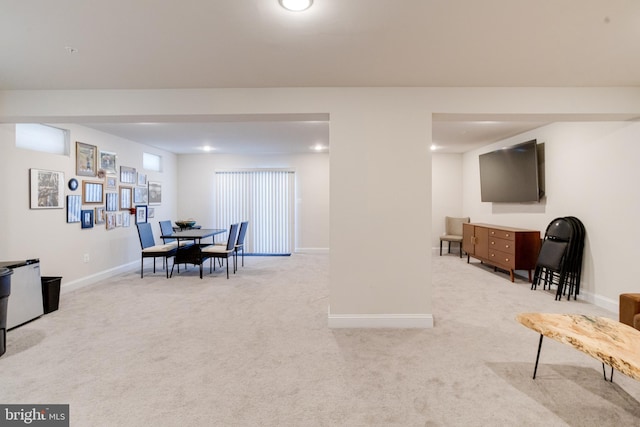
60, 261, 138, 294
328, 310, 434, 329
575, 290, 618, 314
295, 247, 329, 254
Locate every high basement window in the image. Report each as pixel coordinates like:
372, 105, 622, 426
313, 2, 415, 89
15, 123, 70, 155
143, 152, 162, 172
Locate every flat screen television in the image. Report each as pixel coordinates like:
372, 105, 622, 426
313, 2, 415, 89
479, 139, 541, 203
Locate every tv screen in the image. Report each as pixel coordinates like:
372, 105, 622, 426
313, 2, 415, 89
479, 140, 540, 203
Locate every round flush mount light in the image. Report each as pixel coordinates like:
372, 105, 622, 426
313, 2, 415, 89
279, 0, 313, 12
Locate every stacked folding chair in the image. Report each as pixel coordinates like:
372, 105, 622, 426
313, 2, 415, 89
531, 217, 585, 300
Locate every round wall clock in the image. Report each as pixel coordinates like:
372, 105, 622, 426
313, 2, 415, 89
68, 178, 78, 191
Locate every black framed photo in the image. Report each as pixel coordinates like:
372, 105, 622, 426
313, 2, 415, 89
135, 205, 147, 224
81, 209, 94, 229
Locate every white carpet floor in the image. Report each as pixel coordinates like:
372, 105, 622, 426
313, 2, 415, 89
1, 253, 639, 426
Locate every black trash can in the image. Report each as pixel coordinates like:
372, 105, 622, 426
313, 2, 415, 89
41, 276, 62, 314
0, 267, 13, 357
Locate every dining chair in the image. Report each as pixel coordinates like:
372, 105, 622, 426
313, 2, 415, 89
201, 223, 239, 279
136, 222, 177, 278
159, 220, 194, 248
234, 221, 249, 272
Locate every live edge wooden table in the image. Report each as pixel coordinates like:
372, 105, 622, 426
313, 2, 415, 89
516, 313, 640, 382
161, 228, 226, 279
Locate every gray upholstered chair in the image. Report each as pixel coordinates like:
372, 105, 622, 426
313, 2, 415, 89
440, 216, 470, 258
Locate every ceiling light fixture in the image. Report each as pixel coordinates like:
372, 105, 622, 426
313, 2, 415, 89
279, 0, 313, 12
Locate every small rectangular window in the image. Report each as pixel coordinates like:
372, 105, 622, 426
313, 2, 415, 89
143, 152, 162, 172
16, 124, 70, 155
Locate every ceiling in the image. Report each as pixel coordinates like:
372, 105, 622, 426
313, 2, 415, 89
2, 1, 639, 153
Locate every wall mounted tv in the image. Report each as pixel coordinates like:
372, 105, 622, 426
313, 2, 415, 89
479, 139, 543, 203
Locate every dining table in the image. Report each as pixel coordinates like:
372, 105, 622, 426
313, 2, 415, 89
160, 228, 226, 279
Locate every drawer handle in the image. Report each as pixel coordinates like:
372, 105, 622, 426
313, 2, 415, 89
505, 258, 510, 262
491, 231, 495, 235
491, 241, 495, 245
491, 254, 495, 257
505, 245, 510, 248
506, 233, 510, 237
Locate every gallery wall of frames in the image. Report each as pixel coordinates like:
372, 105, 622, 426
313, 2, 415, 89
29, 141, 163, 230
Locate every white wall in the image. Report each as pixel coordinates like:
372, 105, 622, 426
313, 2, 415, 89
0, 123, 177, 290
461, 121, 640, 310
2, 87, 639, 327
431, 153, 464, 251
176, 153, 330, 252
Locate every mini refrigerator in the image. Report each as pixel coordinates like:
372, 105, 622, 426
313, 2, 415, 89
0, 259, 43, 329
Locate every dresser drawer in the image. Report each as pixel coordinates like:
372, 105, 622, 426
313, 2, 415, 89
489, 237, 515, 254
488, 250, 515, 269
489, 228, 515, 241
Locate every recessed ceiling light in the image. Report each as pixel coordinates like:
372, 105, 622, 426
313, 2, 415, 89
279, 0, 313, 12
64, 46, 78, 54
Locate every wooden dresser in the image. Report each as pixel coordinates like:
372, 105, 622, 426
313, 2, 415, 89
462, 223, 541, 282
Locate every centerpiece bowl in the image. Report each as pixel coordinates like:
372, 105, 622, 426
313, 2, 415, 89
175, 220, 196, 229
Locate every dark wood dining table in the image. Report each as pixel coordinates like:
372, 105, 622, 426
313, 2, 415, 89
160, 228, 226, 279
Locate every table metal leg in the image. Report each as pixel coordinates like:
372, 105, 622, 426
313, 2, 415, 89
602, 363, 614, 382
533, 334, 544, 379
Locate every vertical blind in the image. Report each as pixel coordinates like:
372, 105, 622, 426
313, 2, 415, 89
215, 170, 295, 255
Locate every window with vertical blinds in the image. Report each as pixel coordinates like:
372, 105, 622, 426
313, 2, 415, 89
215, 169, 295, 255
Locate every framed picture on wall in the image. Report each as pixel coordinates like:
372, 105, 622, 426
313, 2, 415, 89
123, 212, 131, 228
148, 181, 162, 205
135, 205, 147, 224
67, 195, 81, 223
134, 186, 148, 204
105, 175, 118, 190
82, 180, 104, 204
81, 209, 94, 229
120, 166, 136, 184
119, 186, 132, 210
105, 212, 116, 230
105, 192, 118, 211
137, 172, 147, 186
99, 151, 117, 175
95, 207, 106, 224
30, 168, 65, 209
76, 142, 97, 177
